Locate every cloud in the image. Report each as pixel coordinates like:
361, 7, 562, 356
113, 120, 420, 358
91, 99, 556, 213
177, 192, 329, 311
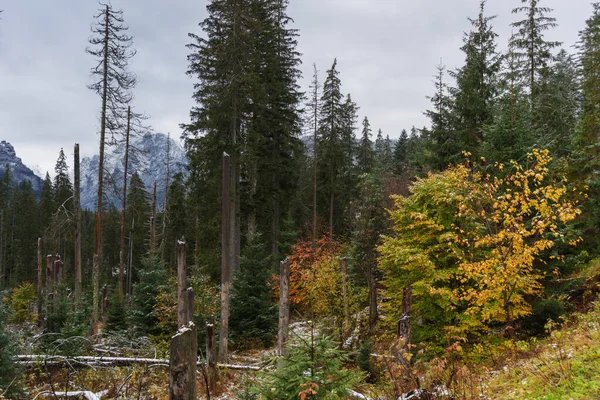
0, 0, 593, 176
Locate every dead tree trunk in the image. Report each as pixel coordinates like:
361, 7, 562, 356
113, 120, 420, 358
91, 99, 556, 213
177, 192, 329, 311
397, 282, 412, 352
277, 259, 290, 357
218, 152, 231, 363
169, 325, 197, 400
206, 315, 217, 393
150, 182, 157, 254
46, 254, 54, 313
368, 269, 378, 329
54, 255, 63, 288
169, 255, 197, 400
341, 257, 349, 323
118, 108, 131, 299
161, 133, 171, 263
74, 143, 82, 303
37, 238, 43, 324
177, 242, 188, 328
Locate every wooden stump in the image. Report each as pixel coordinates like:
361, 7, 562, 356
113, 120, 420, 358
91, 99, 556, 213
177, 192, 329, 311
169, 325, 198, 400
206, 315, 217, 393
278, 259, 290, 357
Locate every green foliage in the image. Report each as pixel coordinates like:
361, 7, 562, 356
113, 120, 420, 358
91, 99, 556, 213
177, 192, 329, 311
357, 341, 374, 378
104, 288, 128, 334
131, 256, 169, 337
230, 233, 277, 348
0, 300, 18, 391
251, 333, 363, 399
8, 282, 36, 323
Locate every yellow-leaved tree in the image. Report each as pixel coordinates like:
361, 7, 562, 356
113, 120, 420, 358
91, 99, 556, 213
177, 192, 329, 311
379, 149, 581, 344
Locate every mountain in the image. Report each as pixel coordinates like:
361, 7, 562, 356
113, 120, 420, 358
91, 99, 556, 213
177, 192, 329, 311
0, 141, 43, 193
80, 132, 187, 210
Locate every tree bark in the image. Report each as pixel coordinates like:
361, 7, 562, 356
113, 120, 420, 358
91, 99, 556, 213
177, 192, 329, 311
161, 134, 171, 263
218, 153, 231, 363
93, 4, 110, 328
150, 182, 157, 254
206, 315, 217, 393
118, 107, 131, 299
169, 325, 197, 400
74, 143, 82, 303
37, 238, 43, 325
177, 241, 187, 328
277, 259, 290, 357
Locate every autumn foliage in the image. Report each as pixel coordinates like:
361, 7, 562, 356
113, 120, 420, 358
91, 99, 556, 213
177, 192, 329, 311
378, 150, 582, 343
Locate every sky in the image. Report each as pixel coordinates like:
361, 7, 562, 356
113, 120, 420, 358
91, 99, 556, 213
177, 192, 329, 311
0, 0, 594, 177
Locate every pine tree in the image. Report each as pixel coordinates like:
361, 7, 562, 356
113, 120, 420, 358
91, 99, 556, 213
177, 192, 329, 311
510, 0, 561, 102
9, 182, 39, 285
0, 301, 18, 390
450, 0, 502, 157
357, 117, 374, 174
87, 2, 137, 326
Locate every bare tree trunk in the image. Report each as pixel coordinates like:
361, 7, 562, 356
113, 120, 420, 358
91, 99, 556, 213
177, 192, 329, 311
341, 257, 349, 324
46, 254, 54, 314
329, 192, 334, 237
312, 64, 319, 241
218, 153, 231, 363
150, 182, 157, 254
397, 282, 412, 350
37, 238, 43, 325
277, 259, 290, 357
93, 4, 110, 329
177, 241, 187, 328
118, 107, 131, 299
169, 325, 197, 400
161, 134, 171, 263
74, 144, 82, 303
206, 315, 217, 393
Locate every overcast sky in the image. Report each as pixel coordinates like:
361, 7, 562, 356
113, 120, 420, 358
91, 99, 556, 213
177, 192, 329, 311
0, 0, 593, 177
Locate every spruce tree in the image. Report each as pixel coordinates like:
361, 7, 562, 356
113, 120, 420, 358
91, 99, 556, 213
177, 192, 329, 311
39, 173, 55, 232
393, 129, 409, 169
87, 2, 137, 326
357, 116, 374, 174
450, 0, 501, 157
424, 63, 457, 170
126, 173, 150, 281
510, 0, 561, 102
53, 148, 73, 210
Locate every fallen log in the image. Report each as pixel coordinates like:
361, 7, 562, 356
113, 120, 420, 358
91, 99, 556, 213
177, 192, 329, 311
16, 355, 263, 371
33, 390, 108, 400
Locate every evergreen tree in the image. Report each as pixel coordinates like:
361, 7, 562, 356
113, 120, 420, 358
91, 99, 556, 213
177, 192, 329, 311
424, 63, 458, 170
0, 301, 18, 390
393, 129, 409, 169
126, 173, 150, 279
317, 59, 347, 236
510, 0, 561, 101
482, 50, 533, 163
9, 182, 39, 285
39, 173, 55, 232
450, 0, 502, 157
229, 233, 277, 348
357, 116, 374, 174
53, 148, 73, 209
184, 0, 258, 278
533, 50, 579, 158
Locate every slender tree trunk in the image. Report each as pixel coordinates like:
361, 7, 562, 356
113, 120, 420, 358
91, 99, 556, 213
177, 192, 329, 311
368, 267, 378, 328
218, 153, 231, 363
150, 182, 157, 254
312, 64, 319, 241
206, 315, 217, 393
329, 192, 334, 237
74, 144, 82, 303
161, 134, 171, 264
118, 108, 131, 299
92, 5, 110, 327
37, 238, 43, 325
277, 259, 290, 358
177, 241, 187, 328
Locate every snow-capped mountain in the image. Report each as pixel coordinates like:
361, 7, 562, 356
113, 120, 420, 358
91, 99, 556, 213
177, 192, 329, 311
0, 141, 43, 193
80, 132, 188, 210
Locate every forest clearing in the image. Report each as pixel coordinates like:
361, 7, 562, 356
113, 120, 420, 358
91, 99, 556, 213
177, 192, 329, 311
2, 0, 600, 398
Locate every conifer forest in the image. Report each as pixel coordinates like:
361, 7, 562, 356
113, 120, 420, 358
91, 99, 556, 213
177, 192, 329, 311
4, 0, 600, 398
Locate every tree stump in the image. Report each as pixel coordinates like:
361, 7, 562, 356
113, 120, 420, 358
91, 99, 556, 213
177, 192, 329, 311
169, 325, 197, 400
